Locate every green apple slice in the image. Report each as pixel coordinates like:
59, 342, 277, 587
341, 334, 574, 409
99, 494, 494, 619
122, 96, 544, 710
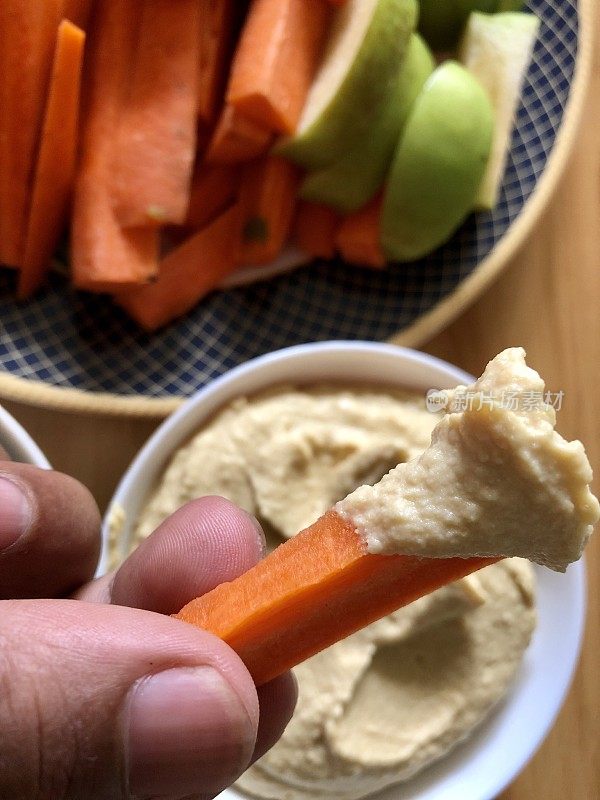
418, 0, 522, 52
299, 33, 435, 213
277, 0, 418, 170
460, 12, 540, 209
381, 61, 494, 262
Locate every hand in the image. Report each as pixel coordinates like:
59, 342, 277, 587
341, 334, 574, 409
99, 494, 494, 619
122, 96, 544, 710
0, 458, 296, 799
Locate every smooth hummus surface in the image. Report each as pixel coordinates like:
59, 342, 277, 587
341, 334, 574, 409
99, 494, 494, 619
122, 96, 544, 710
135, 384, 437, 544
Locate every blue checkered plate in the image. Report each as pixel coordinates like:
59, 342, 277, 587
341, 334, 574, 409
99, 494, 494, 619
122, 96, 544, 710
0, 0, 590, 415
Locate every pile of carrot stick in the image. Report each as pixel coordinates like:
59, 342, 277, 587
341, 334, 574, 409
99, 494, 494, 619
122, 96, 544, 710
0, 0, 386, 332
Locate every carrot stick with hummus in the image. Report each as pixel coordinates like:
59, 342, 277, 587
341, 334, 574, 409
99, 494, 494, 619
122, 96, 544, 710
177, 511, 495, 685
176, 349, 599, 685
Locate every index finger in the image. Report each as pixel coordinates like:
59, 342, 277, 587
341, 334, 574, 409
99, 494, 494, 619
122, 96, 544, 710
108, 496, 266, 614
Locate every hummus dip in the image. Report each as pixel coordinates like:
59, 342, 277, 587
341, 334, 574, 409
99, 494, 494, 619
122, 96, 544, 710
132, 362, 567, 798
240, 349, 600, 798
135, 384, 438, 544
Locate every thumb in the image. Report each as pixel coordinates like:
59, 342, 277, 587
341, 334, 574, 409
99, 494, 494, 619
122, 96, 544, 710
1, 598, 259, 800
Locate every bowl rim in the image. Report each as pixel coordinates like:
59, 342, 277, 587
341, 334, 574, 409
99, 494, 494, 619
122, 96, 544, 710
0, 0, 596, 419
101, 340, 587, 800
0, 403, 50, 467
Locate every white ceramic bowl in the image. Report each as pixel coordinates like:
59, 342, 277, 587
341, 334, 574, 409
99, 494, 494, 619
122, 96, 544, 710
0, 403, 50, 468
101, 341, 586, 800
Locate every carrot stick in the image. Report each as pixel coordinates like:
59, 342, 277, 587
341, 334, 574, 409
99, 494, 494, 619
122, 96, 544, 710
111, 0, 202, 227
71, 0, 158, 291
195, 121, 214, 161
18, 21, 85, 299
226, 0, 332, 135
184, 163, 240, 231
205, 104, 273, 164
336, 196, 387, 269
198, 0, 237, 123
116, 204, 242, 331
237, 156, 300, 265
176, 509, 495, 685
294, 201, 340, 260
0, 0, 63, 268
63, 0, 93, 29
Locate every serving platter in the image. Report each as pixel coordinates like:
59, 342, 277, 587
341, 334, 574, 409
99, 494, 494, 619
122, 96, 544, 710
0, 0, 592, 417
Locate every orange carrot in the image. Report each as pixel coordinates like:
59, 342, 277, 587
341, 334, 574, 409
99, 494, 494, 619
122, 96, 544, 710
71, 0, 158, 291
294, 201, 340, 260
336, 196, 387, 269
197, 0, 237, 123
195, 121, 214, 162
205, 105, 273, 164
18, 21, 85, 299
116, 204, 242, 331
185, 163, 240, 231
237, 156, 300, 265
176, 509, 495, 685
111, 0, 202, 227
226, 0, 331, 135
63, 0, 93, 29
0, 0, 63, 268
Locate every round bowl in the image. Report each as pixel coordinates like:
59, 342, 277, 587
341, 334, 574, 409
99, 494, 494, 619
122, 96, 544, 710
102, 341, 586, 800
0, 403, 50, 467
0, 0, 594, 416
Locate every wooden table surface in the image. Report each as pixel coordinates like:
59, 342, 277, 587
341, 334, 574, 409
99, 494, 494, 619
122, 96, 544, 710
3, 31, 599, 800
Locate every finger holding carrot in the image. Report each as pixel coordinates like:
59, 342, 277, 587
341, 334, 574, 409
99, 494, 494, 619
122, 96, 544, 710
0, 468, 296, 798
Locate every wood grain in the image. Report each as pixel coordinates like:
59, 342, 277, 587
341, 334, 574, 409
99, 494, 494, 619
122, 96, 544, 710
3, 18, 600, 800
426, 37, 600, 799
